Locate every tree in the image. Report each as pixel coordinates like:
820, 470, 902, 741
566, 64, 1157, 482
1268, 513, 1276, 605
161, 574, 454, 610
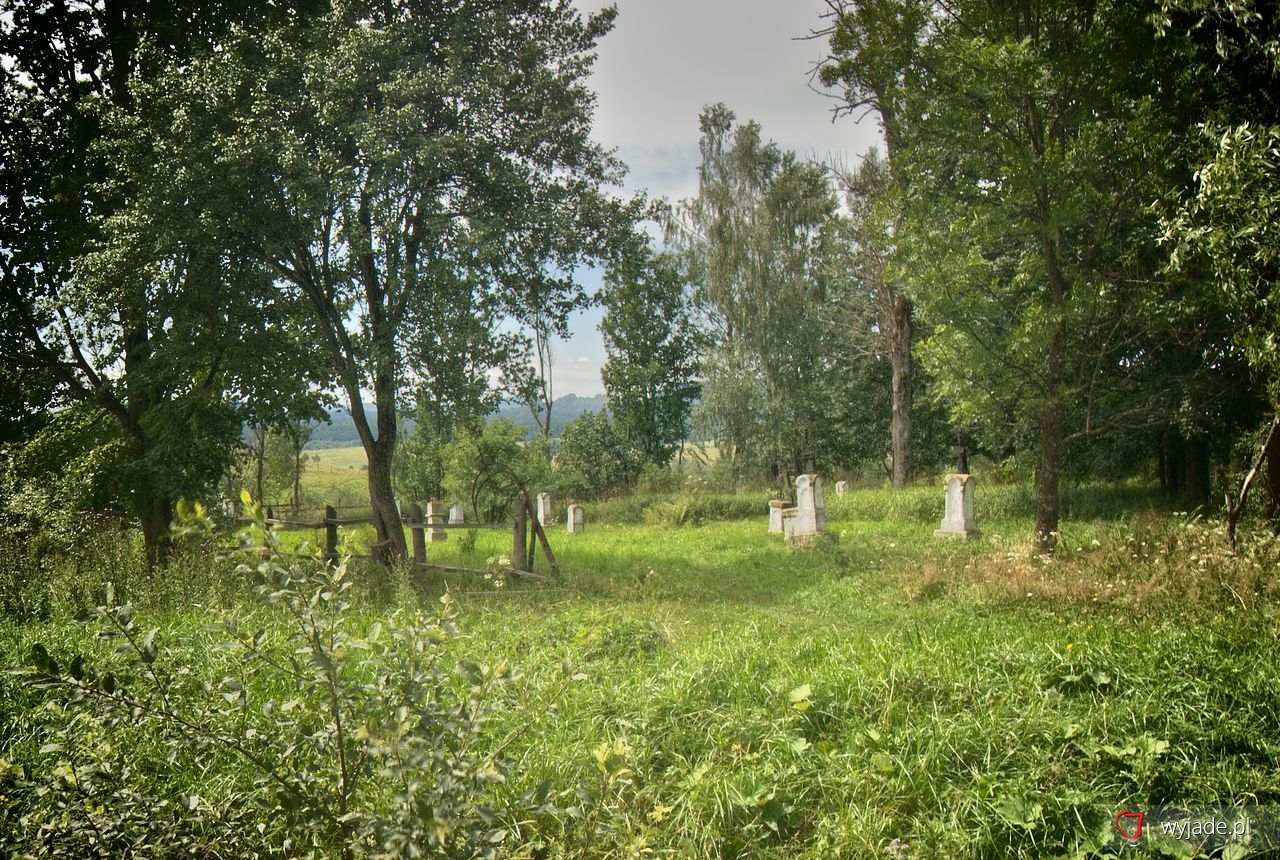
819, 0, 930, 487
195, 0, 639, 561
554, 410, 643, 500
826, 149, 917, 485
895, 0, 1203, 552
600, 251, 701, 467
1158, 0, 1280, 527
0, 0, 324, 562
666, 104, 838, 482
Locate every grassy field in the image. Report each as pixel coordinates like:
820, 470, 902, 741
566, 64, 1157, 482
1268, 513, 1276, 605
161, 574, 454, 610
2, 488, 1279, 858
292, 444, 372, 508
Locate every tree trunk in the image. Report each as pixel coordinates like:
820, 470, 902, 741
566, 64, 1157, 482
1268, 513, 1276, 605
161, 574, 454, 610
889, 294, 913, 488
1034, 316, 1068, 555
140, 493, 173, 569
1034, 396, 1066, 554
253, 425, 266, 503
1184, 437, 1210, 508
364, 438, 406, 564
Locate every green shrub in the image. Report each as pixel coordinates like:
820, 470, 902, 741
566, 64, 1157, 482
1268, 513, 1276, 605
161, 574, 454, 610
3, 512, 522, 858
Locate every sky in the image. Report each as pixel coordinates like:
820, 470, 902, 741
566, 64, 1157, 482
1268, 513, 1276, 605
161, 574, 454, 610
549, 0, 885, 397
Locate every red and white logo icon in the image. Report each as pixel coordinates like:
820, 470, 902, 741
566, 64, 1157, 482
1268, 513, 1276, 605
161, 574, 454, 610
1115, 810, 1144, 841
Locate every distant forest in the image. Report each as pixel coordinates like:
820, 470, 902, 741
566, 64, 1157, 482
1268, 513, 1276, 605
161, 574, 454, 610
307, 394, 608, 448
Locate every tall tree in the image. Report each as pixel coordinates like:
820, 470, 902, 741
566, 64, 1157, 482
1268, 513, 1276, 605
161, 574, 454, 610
198, 0, 638, 560
600, 251, 701, 467
819, 0, 930, 487
0, 0, 323, 561
667, 104, 838, 481
827, 149, 916, 485
897, 0, 1198, 552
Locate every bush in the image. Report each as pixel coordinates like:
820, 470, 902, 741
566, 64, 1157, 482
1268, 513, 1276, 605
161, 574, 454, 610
2, 512, 523, 858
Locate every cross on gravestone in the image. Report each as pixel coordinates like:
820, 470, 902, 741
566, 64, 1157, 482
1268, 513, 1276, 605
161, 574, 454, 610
934, 474, 979, 540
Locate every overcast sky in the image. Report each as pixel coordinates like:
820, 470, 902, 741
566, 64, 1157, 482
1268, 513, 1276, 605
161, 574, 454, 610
551, 0, 885, 397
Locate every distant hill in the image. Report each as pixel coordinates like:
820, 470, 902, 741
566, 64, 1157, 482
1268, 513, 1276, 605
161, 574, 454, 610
306, 394, 607, 448
493, 393, 608, 439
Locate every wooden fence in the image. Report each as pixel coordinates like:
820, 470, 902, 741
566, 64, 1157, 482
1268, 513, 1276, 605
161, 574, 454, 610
248, 495, 558, 578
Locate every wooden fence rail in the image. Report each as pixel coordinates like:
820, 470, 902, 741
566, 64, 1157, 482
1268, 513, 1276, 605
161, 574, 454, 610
238, 496, 558, 577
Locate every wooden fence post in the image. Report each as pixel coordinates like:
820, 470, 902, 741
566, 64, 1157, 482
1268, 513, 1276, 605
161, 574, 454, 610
511, 498, 528, 573
324, 505, 338, 567
408, 502, 426, 568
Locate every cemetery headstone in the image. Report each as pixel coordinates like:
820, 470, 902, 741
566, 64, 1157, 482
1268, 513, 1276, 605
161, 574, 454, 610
768, 499, 788, 534
934, 474, 979, 540
426, 498, 448, 543
567, 504, 585, 534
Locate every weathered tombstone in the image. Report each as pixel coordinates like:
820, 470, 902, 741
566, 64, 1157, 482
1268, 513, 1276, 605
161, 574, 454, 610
448, 503, 465, 525
567, 504, 585, 534
768, 499, 788, 533
835, 480, 848, 497
934, 474, 979, 540
784, 474, 826, 544
426, 498, 448, 542
781, 504, 796, 539
536, 492, 553, 525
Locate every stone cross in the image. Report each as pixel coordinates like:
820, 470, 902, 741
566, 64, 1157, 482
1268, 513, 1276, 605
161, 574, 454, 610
934, 474, 979, 540
567, 504, 584, 534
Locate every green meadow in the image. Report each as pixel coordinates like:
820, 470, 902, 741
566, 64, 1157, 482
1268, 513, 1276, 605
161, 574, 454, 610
3, 485, 1278, 857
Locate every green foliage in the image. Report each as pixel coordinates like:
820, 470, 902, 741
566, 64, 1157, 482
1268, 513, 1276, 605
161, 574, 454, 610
554, 410, 644, 500
667, 104, 840, 479
442, 419, 551, 523
601, 251, 702, 467
4, 512, 517, 858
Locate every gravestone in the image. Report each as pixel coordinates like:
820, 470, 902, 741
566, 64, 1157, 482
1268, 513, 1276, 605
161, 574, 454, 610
934, 474, 979, 540
448, 503, 465, 525
835, 480, 848, 497
536, 492, 553, 525
426, 498, 448, 543
768, 499, 788, 534
783, 474, 826, 544
567, 504, 585, 534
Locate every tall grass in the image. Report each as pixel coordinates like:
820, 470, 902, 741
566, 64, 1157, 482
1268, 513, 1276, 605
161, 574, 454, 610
2, 483, 1277, 858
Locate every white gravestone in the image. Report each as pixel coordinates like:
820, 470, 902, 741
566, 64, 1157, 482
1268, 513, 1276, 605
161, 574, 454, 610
768, 499, 788, 534
448, 503, 465, 525
426, 498, 448, 543
835, 480, 848, 497
567, 504, 585, 534
784, 474, 827, 544
934, 474, 979, 540
536, 492, 553, 525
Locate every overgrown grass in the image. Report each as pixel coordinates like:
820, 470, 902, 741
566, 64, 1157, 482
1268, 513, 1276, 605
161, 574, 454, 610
2, 485, 1278, 858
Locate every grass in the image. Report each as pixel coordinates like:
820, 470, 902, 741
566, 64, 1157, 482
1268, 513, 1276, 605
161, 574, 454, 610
296, 444, 371, 507
3, 486, 1280, 857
